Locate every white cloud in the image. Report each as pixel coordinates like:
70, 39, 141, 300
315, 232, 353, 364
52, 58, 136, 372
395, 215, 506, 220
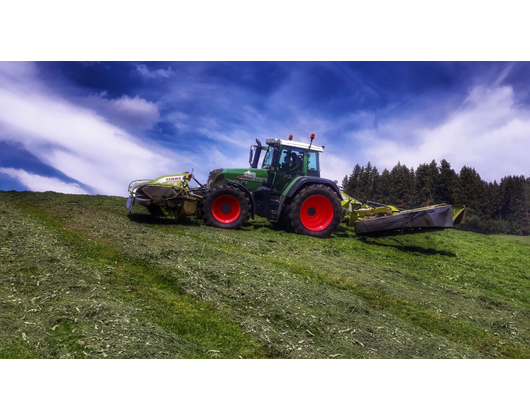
359, 85, 530, 181
4, 61, 526, 201
0, 63, 194, 196
0, 62, 40, 85
0, 167, 89, 194
136, 64, 174, 78
320, 152, 351, 183
83, 92, 160, 130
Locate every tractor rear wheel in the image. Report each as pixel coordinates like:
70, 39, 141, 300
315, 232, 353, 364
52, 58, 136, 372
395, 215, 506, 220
289, 184, 342, 238
202, 184, 250, 229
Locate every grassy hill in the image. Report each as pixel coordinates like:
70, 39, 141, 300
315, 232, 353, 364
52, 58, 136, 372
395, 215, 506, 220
1, 191, 529, 358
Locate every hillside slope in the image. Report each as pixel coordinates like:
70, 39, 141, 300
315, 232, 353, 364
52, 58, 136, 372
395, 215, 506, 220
1, 191, 529, 358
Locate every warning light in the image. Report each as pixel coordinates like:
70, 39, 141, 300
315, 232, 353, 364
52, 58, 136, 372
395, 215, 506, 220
289, 134, 293, 140
310, 133, 315, 140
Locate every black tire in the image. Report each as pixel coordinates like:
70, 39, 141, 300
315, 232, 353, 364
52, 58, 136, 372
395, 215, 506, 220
273, 202, 294, 232
289, 184, 342, 238
202, 184, 250, 229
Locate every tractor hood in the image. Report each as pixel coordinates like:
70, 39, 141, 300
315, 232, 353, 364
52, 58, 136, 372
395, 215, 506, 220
207, 167, 268, 191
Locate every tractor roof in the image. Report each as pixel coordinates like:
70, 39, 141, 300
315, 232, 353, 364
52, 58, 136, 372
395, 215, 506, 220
265, 138, 325, 152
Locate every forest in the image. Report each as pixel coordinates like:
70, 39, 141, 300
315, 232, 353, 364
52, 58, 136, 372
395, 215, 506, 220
341, 160, 530, 236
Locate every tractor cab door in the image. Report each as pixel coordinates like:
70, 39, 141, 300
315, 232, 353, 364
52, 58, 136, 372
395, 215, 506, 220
271, 147, 305, 194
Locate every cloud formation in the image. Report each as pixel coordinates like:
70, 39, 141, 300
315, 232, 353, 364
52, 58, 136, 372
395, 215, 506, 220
0, 167, 89, 194
0, 62, 528, 197
136, 64, 174, 78
83, 92, 160, 130
0, 63, 191, 196
359, 84, 530, 181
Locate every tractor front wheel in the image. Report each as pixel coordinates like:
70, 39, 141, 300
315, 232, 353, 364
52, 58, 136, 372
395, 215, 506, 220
202, 184, 250, 229
289, 184, 342, 238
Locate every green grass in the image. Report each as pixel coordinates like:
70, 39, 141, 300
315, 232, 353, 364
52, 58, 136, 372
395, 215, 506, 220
1, 191, 529, 358
490, 234, 530, 244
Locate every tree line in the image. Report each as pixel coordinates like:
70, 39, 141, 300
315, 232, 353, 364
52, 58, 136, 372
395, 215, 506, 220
341, 160, 530, 236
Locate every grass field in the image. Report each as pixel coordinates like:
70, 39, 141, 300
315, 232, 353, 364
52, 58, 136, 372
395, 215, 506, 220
490, 234, 530, 244
1, 191, 529, 359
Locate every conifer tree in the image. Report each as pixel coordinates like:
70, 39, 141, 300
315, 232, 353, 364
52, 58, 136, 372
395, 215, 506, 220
358, 161, 373, 202
371, 165, 380, 203
414, 160, 439, 206
390, 162, 414, 208
487, 180, 503, 220
376, 168, 392, 204
523, 177, 530, 235
341, 175, 349, 191
437, 159, 458, 204
340, 161, 529, 235
345, 164, 363, 196
455, 166, 488, 232
500, 175, 528, 234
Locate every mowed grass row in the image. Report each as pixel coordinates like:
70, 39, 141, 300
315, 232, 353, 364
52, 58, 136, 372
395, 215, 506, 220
0, 194, 272, 358
1, 191, 530, 358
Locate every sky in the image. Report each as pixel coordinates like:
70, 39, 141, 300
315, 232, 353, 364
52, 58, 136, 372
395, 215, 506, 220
0, 61, 529, 196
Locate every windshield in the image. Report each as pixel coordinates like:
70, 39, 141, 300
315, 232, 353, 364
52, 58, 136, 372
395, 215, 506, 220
261, 148, 273, 169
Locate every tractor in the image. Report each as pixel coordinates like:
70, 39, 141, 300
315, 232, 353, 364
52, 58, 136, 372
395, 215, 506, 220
126, 134, 466, 237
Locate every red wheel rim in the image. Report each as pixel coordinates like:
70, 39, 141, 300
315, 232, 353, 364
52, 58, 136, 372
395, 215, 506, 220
300, 194, 334, 231
212, 194, 241, 224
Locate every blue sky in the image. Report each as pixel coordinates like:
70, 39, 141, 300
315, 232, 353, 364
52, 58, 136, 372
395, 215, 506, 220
0, 61, 528, 196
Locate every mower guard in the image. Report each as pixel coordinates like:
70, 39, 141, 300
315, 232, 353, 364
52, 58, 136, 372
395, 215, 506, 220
354, 204, 465, 235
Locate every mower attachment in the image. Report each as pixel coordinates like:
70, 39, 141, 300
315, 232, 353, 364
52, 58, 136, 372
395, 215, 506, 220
126, 173, 200, 219
353, 204, 466, 235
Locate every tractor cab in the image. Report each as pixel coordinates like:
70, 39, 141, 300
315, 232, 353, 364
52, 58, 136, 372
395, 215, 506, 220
249, 134, 324, 192
259, 135, 324, 194
250, 135, 323, 177
205, 134, 326, 194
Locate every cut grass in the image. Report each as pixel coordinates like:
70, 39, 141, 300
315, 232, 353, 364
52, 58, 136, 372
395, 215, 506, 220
1, 191, 530, 358
490, 234, 530, 245
1, 195, 271, 359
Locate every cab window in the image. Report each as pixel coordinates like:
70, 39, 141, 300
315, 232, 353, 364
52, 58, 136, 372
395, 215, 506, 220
307, 151, 319, 172
280, 149, 303, 173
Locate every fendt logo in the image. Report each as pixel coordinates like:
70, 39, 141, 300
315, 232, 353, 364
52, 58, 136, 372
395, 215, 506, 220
237, 174, 266, 183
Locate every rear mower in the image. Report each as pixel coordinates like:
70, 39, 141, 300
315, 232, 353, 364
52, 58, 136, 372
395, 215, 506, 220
127, 134, 466, 237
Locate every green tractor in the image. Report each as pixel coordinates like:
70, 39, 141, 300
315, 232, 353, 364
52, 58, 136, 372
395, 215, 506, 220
127, 134, 466, 237
128, 134, 343, 237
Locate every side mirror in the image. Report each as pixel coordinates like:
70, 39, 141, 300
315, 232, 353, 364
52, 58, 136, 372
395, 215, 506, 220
249, 145, 261, 168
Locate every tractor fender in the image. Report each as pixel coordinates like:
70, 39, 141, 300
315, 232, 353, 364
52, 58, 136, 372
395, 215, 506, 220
225, 179, 256, 219
284, 177, 342, 200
